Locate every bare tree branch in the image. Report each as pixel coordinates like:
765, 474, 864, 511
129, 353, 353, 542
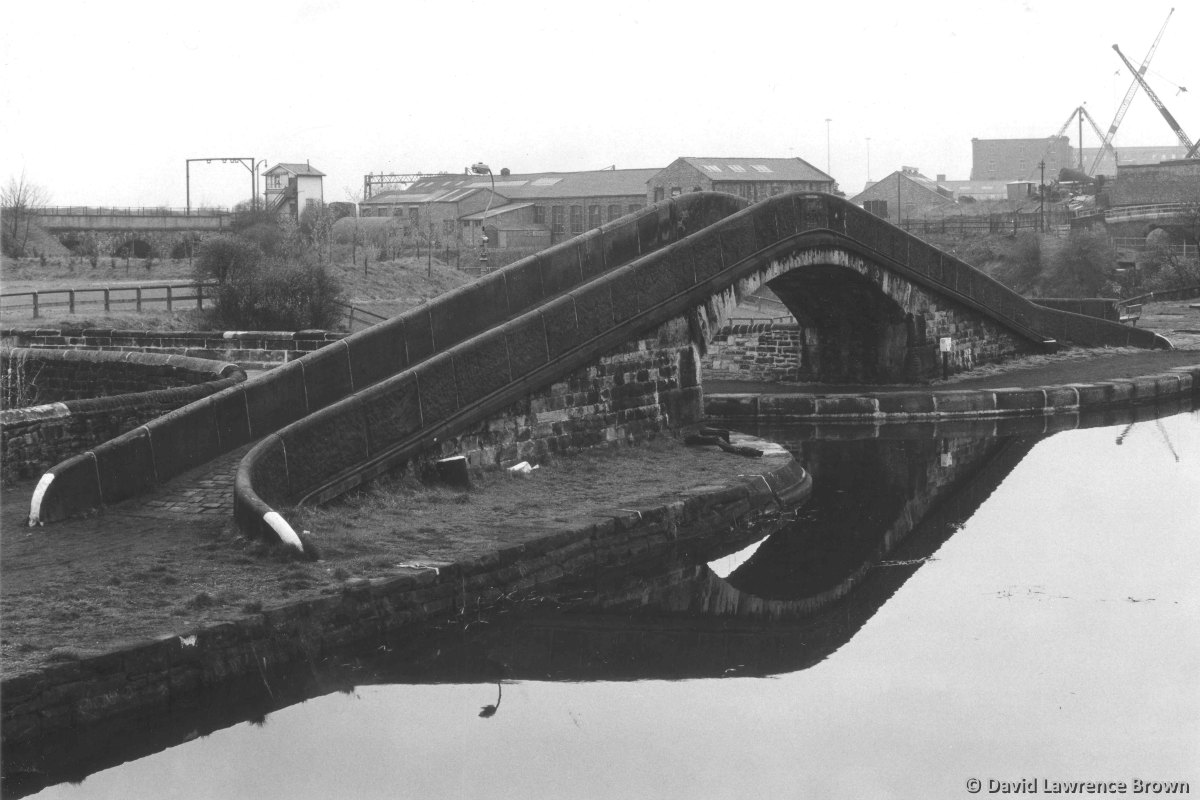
2, 172, 51, 257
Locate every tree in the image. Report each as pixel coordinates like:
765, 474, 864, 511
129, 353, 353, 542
299, 202, 337, 263
1052, 229, 1115, 296
1, 172, 50, 257
230, 199, 287, 258
340, 186, 367, 270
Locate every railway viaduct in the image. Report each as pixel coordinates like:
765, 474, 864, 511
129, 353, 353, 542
29, 208, 230, 258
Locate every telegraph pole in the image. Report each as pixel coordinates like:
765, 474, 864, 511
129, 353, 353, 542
1039, 160, 1046, 232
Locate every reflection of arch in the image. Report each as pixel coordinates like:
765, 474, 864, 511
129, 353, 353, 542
1, 427, 1006, 796
724, 438, 914, 601
10, 403, 1195, 796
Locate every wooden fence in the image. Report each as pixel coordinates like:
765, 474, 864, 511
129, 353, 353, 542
0, 282, 387, 332
0, 282, 214, 320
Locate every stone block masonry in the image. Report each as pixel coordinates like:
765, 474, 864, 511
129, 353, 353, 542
1, 348, 244, 484
704, 323, 804, 382
0, 328, 345, 371
431, 326, 701, 470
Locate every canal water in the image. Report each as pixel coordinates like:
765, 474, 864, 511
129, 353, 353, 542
16, 406, 1200, 799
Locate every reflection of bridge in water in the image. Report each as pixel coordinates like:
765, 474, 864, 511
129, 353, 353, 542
6, 397, 1190, 798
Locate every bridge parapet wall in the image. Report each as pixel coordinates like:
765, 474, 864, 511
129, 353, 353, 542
1, 346, 243, 406
233, 192, 1175, 554
29, 193, 748, 524
2, 327, 345, 370
35, 213, 230, 232
242, 318, 701, 532
24, 192, 1173, 538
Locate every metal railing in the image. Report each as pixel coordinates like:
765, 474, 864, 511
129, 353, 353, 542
1104, 203, 1197, 223
29, 206, 231, 217
1110, 237, 1199, 258
342, 303, 389, 331
0, 282, 215, 319
898, 211, 1066, 236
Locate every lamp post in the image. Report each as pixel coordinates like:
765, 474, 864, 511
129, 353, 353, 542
825, 118, 832, 174
254, 159, 267, 211
470, 162, 495, 268
866, 137, 871, 182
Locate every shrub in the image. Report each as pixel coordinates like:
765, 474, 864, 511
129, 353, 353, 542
1051, 229, 1114, 296
1141, 244, 1200, 292
238, 221, 288, 258
212, 260, 345, 330
170, 236, 199, 260
195, 235, 262, 285
1008, 232, 1043, 280
958, 237, 999, 265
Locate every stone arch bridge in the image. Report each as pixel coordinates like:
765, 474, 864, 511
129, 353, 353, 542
27, 192, 1168, 553
31, 208, 230, 258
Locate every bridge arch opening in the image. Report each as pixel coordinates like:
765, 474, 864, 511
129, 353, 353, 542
766, 263, 921, 384
113, 237, 153, 258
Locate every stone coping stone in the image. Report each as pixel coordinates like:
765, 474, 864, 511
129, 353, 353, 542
705, 363, 1200, 420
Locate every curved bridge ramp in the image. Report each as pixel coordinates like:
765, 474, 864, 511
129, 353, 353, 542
28, 193, 749, 526
233, 193, 1169, 555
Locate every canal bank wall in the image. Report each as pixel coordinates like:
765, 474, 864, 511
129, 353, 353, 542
1, 434, 810, 744
705, 364, 1200, 424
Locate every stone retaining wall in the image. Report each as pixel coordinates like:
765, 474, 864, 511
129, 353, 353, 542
704, 365, 1200, 424
1, 437, 809, 742
428, 327, 701, 470
1, 328, 345, 371
703, 323, 803, 382
1, 349, 245, 484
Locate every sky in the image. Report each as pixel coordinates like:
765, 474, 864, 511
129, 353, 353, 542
1, 0, 1196, 209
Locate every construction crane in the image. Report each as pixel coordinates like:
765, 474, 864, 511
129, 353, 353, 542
1112, 43, 1198, 158
1088, 8, 1174, 176
1026, 105, 1109, 181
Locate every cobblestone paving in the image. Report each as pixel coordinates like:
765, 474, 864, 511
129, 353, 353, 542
125, 445, 252, 519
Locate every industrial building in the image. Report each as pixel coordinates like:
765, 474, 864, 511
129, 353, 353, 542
357, 156, 833, 251
646, 157, 834, 204
849, 168, 955, 223
970, 137, 1072, 182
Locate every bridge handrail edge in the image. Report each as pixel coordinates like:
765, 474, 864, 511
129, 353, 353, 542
231, 192, 1104, 549
27, 192, 750, 526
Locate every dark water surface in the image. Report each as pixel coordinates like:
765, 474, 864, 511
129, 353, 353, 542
19, 408, 1200, 799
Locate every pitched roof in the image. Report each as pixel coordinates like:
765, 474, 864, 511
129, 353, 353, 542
460, 203, 536, 221
675, 156, 832, 183
266, 162, 326, 177
385, 168, 660, 202
849, 170, 954, 205
937, 180, 1010, 199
